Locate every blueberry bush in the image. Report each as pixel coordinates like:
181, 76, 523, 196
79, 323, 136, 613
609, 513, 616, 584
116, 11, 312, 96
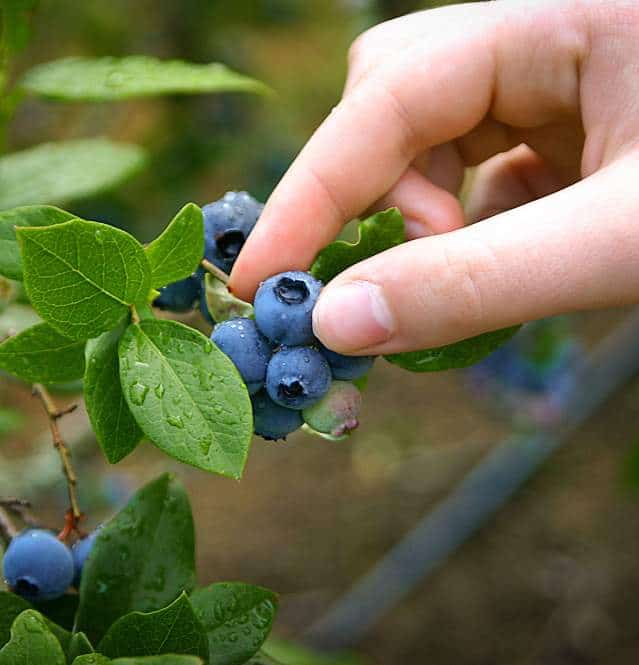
0, 3, 523, 662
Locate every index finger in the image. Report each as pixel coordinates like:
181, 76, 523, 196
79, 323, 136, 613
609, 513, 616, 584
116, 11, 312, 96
229, 1, 585, 300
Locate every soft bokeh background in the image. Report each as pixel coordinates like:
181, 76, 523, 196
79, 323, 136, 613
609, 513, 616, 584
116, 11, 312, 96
3, 1, 639, 663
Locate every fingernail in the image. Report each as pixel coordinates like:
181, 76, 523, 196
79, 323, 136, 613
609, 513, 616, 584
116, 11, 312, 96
313, 281, 394, 352
404, 218, 433, 240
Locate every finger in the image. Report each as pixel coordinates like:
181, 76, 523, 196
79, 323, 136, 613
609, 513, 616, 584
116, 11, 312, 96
372, 167, 465, 239
312, 153, 639, 355
414, 143, 465, 195
465, 144, 565, 223
230, 1, 586, 300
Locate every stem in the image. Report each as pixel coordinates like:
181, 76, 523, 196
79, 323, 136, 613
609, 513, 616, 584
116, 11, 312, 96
0, 498, 37, 527
0, 506, 17, 544
32, 384, 82, 531
201, 258, 229, 285
130, 304, 141, 324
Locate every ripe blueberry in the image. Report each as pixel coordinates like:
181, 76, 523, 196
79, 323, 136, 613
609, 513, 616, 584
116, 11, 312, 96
72, 529, 100, 587
265, 346, 331, 409
303, 381, 362, 438
254, 271, 322, 346
203, 191, 263, 273
2, 529, 74, 602
153, 275, 201, 312
252, 390, 303, 441
319, 345, 375, 380
212, 318, 272, 395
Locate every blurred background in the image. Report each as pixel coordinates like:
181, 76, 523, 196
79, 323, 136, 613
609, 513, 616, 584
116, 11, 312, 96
2, 1, 639, 664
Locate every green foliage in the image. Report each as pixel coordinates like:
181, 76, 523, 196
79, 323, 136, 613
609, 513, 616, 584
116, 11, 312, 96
0, 0, 38, 56
97, 594, 208, 660
75, 474, 196, 644
0, 321, 85, 383
68, 633, 94, 660
118, 319, 253, 478
0, 140, 147, 211
72, 657, 202, 665
144, 204, 204, 290
190, 583, 278, 665
84, 325, 143, 464
262, 639, 365, 665
0, 610, 66, 665
20, 56, 270, 101
0, 206, 75, 281
0, 593, 70, 650
310, 208, 405, 284
0, 407, 22, 438
204, 273, 254, 323
18, 217, 151, 341
385, 326, 522, 372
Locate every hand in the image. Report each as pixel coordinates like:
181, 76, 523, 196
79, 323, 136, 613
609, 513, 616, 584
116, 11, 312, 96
230, 0, 639, 355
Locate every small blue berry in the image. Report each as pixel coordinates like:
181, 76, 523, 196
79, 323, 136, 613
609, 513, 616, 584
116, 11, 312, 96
252, 390, 303, 441
153, 275, 200, 312
2, 529, 74, 602
72, 529, 100, 587
265, 346, 331, 409
320, 345, 375, 380
212, 318, 272, 395
203, 191, 263, 273
254, 271, 322, 346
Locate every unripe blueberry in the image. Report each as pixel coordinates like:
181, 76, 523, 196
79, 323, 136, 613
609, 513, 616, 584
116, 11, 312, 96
265, 346, 331, 409
153, 275, 201, 312
72, 529, 100, 587
212, 318, 272, 395
203, 191, 263, 273
303, 381, 362, 437
2, 529, 74, 602
254, 271, 322, 346
252, 390, 303, 441
319, 345, 375, 380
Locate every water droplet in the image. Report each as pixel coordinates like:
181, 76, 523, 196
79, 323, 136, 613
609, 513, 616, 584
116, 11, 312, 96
107, 70, 125, 86
154, 383, 166, 398
167, 414, 184, 429
204, 340, 213, 353
94, 229, 103, 244
129, 382, 149, 405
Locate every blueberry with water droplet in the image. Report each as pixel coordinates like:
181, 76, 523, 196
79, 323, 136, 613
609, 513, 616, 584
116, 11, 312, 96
319, 343, 375, 380
251, 390, 303, 440
72, 527, 101, 587
153, 274, 201, 312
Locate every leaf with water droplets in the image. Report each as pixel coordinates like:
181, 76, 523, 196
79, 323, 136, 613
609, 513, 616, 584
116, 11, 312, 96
75, 474, 196, 645
85, 325, 143, 464
0, 610, 66, 665
203, 273, 254, 323
18, 218, 151, 340
144, 203, 204, 289
118, 319, 252, 478
97, 593, 207, 660
0, 322, 85, 383
190, 583, 278, 665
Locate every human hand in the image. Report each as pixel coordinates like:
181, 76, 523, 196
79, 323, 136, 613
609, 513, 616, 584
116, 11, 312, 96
230, 0, 639, 355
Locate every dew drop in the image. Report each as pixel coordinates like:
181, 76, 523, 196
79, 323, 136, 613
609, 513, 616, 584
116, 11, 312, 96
129, 382, 149, 405
154, 383, 166, 398
167, 414, 184, 429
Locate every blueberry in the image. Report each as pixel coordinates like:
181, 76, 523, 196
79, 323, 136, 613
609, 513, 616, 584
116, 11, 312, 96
2, 529, 74, 602
203, 191, 263, 273
265, 346, 331, 409
303, 381, 362, 437
212, 318, 272, 395
320, 345, 375, 380
72, 529, 100, 587
252, 390, 303, 440
254, 271, 322, 346
153, 274, 200, 312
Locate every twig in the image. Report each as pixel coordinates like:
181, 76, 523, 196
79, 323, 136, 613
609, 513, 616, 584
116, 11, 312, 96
201, 258, 229, 285
0, 498, 38, 527
32, 384, 82, 533
0, 506, 18, 544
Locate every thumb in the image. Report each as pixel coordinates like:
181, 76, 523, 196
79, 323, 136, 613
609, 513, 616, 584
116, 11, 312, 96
312, 154, 639, 355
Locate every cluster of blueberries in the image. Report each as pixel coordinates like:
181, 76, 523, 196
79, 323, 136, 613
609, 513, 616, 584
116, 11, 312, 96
155, 191, 375, 441
2, 527, 99, 602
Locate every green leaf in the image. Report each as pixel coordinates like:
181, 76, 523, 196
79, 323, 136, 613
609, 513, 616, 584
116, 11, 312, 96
204, 273, 254, 323
145, 204, 204, 289
263, 639, 366, 665
385, 326, 522, 372
34, 594, 79, 633
72, 657, 110, 665
0, 610, 66, 665
112, 658, 203, 665
0, 593, 71, 651
310, 209, 405, 284
20, 56, 270, 101
0, 206, 75, 280
0, 139, 146, 210
190, 582, 278, 665
75, 474, 196, 645
18, 218, 151, 341
0, 322, 85, 383
0, 1, 38, 55
67, 633, 93, 661
118, 319, 252, 478
97, 593, 207, 660
84, 326, 143, 464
